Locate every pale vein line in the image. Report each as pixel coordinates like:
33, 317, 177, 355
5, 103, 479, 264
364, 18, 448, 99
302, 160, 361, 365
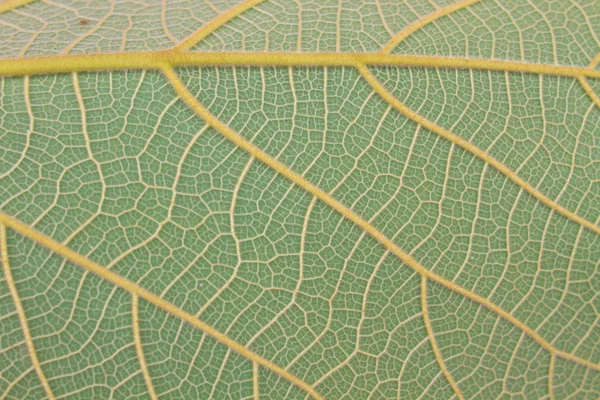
160, 0, 177, 44
501, 333, 524, 396
244, 189, 310, 348
0, 0, 37, 14
0, 76, 31, 180
71, 72, 106, 207
572, 1, 600, 50
0, 367, 34, 400
335, 0, 342, 52
41, 0, 76, 14
589, 53, 600, 69
161, 66, 600, 372
295, 0, 302, 51
421, 276, 464, 400
0, 224, 55, 400
374, 0, 393, 37
202, 0, 221, 15
526, 0, 557, 64
311, 251, 410, 387
0, 338, 25, 354
174, 0, 266, 51
13, 8, 47, 57
380, 0, 482, 54
194, 155, 251, 316
578, 75, 600, 109
495, 1, 524, 62
0, 212, 323, 400
208, 350, 231, 399
397, 336, 431, 398
132, 295, 157, 400
578, 53, 600, 109
159, 328, 206, 398
253, 362, 259, 400
61, 0, 115, 55
548, 354, 555, 400
357, 64, 600, 236
119, 16, 132, 52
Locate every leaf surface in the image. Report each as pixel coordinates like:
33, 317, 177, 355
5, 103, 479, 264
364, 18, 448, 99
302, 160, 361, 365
0, 0, 599, 399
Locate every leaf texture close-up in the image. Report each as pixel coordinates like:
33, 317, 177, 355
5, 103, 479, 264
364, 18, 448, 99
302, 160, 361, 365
0, 0, 599, 398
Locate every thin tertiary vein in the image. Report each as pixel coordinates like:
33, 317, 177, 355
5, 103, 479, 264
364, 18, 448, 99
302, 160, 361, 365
132, 295, 157, 400
161, 66, 600, 373
357, 64, 600, 236
174, 0, 266, 51
0, 76, 31, 180
60, 0, 115, 55
160, 0, 178, 45
0, 51, 600, 79
0, 224, 55, 400
421, 276, 464, 400
0, 212, 324, 400
381, 0, 482, 54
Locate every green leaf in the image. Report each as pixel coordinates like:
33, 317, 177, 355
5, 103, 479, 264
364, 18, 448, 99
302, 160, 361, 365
0, 0, 599, 399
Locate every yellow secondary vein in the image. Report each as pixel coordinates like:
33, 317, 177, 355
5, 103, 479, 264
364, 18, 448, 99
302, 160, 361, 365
132, 295, 157, 400
1, 51, 600, 79
174, 0, 266, 51
381, 0, 482, 54
589, 53, 600, 69
578, 76, 600, 109
421, 276, 464, 400
0, 0, 37, 14
0, 224, 55, 400
0, 212, 323, 400
579, 54, 600, 109
548, 354, 555, 400
253, 362, 259, 400
357, 64, 600, 236
161, 66, 600, 372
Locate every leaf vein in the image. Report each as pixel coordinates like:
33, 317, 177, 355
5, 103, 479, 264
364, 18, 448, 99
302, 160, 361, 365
131, 295, 157, 400
421, 276, 464, 400
161, 65, 600, 373
0, 223, 55, 400
380, 0, 482, 55
0, 212, 324, 400
357, 64, 600, 236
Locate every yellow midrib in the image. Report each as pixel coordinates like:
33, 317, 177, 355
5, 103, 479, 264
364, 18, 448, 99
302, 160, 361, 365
1, 50, 600, 79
